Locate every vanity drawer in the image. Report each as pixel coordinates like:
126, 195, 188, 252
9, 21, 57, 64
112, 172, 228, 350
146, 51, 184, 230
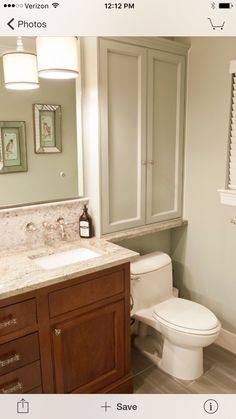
0, 299, 37, 338
49, 269, 125, 318
0, 333, 40, 376
0, 361, 41, 394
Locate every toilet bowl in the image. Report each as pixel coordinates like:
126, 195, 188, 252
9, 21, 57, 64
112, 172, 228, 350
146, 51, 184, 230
131, 252, 221, 381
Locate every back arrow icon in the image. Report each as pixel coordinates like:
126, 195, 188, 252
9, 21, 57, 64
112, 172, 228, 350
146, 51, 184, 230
7, 18, 15, 30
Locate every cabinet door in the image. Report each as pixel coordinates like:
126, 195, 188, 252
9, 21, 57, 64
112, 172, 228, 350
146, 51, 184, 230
51, 301, 126, 393
100, 39, 147, 234
146, 49, 185, 223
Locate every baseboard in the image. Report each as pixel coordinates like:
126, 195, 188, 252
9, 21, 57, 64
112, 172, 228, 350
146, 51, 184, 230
99, 374, 133, 394
215, 328, 236, 355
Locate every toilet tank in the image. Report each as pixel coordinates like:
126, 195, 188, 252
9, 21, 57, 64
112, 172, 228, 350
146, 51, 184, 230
131, 251, 173, 314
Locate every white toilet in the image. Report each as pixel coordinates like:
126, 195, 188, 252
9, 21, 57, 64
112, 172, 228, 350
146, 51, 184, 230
131, 251, 221, 381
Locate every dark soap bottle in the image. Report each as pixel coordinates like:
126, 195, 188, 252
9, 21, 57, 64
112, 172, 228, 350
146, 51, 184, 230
79, 205, 93, 238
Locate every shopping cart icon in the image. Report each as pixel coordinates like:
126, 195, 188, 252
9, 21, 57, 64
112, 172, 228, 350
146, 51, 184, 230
208, 17, 225, 29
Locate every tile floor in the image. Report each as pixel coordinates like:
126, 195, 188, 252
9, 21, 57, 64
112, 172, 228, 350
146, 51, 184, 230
132, 344, 236, 393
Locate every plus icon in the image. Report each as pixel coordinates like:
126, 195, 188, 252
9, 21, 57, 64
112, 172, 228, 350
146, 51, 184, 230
101, 402, 112, 412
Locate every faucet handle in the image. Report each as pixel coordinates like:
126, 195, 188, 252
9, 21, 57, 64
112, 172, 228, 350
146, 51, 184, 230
56, 217, 65, 225
25, 222, 37, 232
42, 221, 56, 231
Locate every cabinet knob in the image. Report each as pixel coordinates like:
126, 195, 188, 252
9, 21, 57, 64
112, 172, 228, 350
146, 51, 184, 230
54, 328, 62, 336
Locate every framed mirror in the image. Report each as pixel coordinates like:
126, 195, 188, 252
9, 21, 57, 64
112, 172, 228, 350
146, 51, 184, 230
0, 37, 81, 208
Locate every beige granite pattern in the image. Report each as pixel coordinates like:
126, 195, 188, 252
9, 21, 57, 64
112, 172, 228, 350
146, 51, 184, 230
102, 219, 188, 242
0, 237, 139, 300
0, 198, 88, 251
0, 198, 185, 302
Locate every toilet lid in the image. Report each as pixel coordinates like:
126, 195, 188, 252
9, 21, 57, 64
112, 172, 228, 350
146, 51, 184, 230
153, 298, 219, 332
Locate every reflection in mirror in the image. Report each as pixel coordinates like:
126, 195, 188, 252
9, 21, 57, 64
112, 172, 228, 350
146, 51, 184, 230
0, 37, 78, 208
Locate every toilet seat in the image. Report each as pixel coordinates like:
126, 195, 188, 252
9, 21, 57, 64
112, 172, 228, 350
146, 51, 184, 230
153, 298, 221, 335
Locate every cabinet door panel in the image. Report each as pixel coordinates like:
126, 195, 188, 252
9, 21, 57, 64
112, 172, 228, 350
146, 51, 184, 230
52, 301, 126, 393
100, 39, 147, 233
146, 49, 185, 223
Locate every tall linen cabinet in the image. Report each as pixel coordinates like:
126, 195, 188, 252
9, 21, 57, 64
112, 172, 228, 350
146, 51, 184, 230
81, 38, 189, 237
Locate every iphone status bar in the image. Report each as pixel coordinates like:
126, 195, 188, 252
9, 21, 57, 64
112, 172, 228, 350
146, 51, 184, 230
0, 0, 236, 35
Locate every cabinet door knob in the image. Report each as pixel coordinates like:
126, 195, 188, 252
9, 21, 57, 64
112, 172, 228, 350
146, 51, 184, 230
54, 329, 62, 336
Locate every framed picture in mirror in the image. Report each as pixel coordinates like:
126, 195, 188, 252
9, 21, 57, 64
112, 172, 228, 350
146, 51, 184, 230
0, 121, 27, 174
34, 104, 62, 153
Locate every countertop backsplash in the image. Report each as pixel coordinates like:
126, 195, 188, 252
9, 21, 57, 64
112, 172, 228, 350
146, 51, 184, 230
0, 198, 88, 251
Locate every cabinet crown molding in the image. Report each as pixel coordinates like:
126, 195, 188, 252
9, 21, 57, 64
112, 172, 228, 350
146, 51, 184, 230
101, 37, 190, 56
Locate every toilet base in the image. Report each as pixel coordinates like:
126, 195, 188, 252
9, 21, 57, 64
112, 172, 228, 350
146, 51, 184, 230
134, 335, 203, 381
160, 338, 203, 380
134, 335, 162, 365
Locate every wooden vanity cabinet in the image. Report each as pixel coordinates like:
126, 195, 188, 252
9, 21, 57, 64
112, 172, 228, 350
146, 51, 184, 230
0, 263, 132, 394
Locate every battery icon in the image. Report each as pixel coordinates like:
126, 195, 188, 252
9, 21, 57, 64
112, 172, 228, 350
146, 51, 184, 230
219, 3, 233, 8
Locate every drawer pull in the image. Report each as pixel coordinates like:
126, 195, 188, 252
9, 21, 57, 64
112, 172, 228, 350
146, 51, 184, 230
0, 353, 21, 368
1, 381, 23, 394
54, 329, 62, 336
0, 316, 17, 330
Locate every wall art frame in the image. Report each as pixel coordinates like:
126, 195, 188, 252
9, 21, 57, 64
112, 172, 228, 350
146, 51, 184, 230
0, 121, 27, 174
33, 104, 62, 153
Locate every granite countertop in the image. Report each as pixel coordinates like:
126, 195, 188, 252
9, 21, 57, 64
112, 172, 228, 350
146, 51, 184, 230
0, 238, 139, 300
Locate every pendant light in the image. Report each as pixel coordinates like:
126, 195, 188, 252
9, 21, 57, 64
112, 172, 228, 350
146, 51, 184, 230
36, 37, 79, 79
2, 37, 39, 90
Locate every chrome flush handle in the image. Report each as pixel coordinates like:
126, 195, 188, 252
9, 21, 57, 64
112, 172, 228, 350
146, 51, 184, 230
130, 275, 141, 281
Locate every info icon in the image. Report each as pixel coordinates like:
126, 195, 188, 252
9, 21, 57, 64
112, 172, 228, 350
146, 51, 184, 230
203, 399, 219, 414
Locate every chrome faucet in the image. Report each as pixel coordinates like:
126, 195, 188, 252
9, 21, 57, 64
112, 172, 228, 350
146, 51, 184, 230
56, 217, 66, 240
42, 217, 67, 240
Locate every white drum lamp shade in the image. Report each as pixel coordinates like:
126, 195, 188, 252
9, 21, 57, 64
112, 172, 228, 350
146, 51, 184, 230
36, 37, 79, 79
3, 51, 39, 90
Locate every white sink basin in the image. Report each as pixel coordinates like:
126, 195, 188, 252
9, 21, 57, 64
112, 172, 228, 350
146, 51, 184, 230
33, 247, 100, 270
